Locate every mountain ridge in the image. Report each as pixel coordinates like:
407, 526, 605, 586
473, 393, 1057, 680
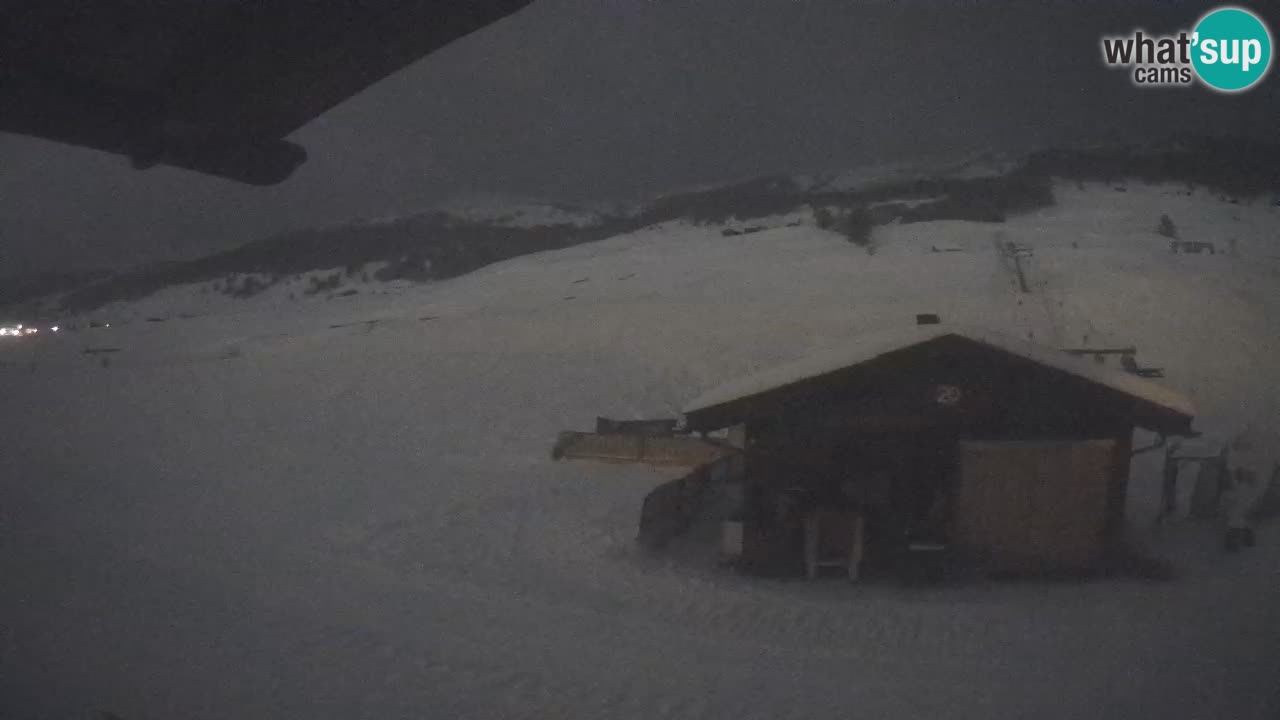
5, 135, 1279, 316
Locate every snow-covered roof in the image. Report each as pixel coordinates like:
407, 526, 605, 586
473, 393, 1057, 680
682, 324, 1196, 421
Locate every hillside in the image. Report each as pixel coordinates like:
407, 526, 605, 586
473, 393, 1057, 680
2, 173, 1279, 719
9, 136, 1279, 319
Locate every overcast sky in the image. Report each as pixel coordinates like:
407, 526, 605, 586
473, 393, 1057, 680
2, 0, 1278, 275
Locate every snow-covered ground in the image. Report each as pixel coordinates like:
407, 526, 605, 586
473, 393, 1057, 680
2, 181, 1279, 719
63, 265, 421, 328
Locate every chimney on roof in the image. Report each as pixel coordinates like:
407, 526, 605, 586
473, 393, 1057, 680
916, 313, 941, 326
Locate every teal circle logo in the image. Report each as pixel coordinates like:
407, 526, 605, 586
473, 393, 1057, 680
1192, 7, 1272, 92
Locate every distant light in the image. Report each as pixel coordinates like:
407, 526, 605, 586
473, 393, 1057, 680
51, 326, 59, 332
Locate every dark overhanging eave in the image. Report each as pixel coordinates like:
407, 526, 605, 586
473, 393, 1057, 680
0, 0, 537, 184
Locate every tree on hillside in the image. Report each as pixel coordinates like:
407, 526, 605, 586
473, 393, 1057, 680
842, 206, 874, 248
813, 206, 835, 230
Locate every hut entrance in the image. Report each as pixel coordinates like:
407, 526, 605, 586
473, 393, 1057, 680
742, 422, 958, 578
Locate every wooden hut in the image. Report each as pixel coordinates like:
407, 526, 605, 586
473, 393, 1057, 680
680, 325, 1195, 577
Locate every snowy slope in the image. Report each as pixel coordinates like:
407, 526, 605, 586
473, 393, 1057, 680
69, 265, 415, 325
2, 180, 1280, 720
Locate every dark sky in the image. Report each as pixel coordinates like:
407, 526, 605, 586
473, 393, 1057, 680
2, 0, 1278, 275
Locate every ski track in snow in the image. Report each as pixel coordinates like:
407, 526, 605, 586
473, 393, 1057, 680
2, 182, 1280, 719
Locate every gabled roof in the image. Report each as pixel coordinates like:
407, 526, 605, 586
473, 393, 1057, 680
683, 325, 1195, 432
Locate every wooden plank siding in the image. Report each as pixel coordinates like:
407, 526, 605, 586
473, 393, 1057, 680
953, 440, 1116, 573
